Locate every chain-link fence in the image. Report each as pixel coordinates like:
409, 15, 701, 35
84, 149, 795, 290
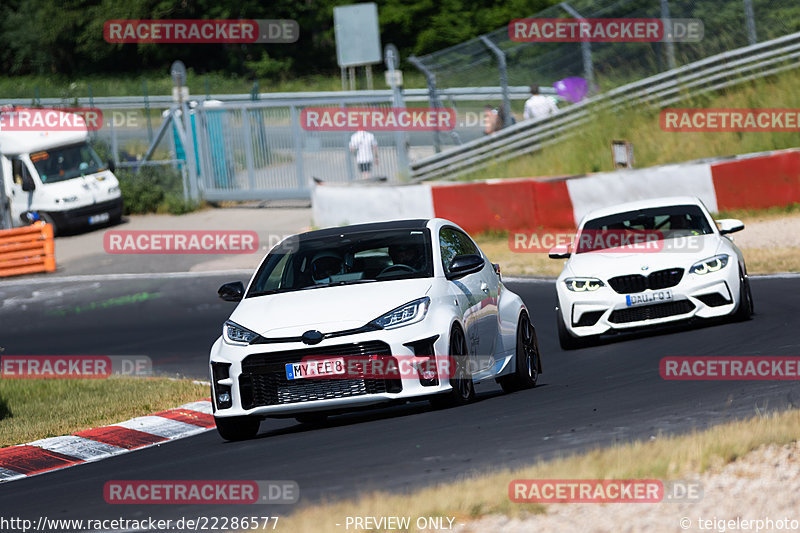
409, 0, 800, 144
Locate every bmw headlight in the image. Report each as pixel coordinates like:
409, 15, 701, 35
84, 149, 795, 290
689, 254, 729, 275
223, 320, 259, 344
370, 297, 430, 329
564, 277, 604, 292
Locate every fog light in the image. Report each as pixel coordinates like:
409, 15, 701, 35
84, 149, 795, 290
218, 392, 231, 404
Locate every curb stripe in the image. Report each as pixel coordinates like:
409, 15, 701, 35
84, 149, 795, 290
0, 445, 81, 475
152, 409, 215, 428
0, 467, 26, 481
116, 416, 206, 439
28, 436, 126, 461
74, 426, 168, 449
0, 401, 214, 483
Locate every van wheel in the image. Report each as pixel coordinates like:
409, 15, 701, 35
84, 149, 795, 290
40, 213, 59, 236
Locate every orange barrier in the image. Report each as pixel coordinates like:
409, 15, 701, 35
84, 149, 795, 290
0, 222, 56, 278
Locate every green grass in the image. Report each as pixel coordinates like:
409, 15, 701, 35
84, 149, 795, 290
463, 67, 800, 181
269, 409, 800, 532
0, 377, 208, 448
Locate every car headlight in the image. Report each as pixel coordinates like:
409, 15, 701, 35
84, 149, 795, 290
108, 185, 120, 194
689, 254, 729, 275
223, 320, 259, 344
369, 297, 430, 329
564, 277, 605, 292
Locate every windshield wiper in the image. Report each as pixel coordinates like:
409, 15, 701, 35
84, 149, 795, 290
298, 279, 377, 290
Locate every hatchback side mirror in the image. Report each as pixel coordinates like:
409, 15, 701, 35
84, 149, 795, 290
218, 281, 245, 302
447, 254, 485, 278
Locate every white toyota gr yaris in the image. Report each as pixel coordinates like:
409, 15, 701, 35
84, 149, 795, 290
210, 218, 542, 440
550, 196, 753, 350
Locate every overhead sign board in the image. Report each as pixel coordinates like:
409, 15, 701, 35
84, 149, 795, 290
334, 3, 381, 67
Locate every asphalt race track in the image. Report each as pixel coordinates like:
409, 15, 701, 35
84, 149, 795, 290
1, 275, 799, 529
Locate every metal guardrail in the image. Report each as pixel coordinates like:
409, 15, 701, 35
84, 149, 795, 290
0, 86, 557, 109
410, 31, 800, 182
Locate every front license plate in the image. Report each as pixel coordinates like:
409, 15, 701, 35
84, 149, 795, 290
88, 212, 110, 225
626, 289, 673, 307
286, 358, 346, 380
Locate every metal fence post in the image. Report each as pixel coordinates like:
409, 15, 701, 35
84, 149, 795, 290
743, 0, 757, 45
241, 107, 256, 191
142, 78, 153, 144
290, 105, 306, 190
480, 36, 512, 128
408, 55, 442, 153
660, 0, 677, 71
385, 44, 410, 180
560, 3, 595, 91
180, 102, 200, 201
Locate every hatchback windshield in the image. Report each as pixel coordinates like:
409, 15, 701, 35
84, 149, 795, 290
247, 228, 433, 297
31, 142, 105, 184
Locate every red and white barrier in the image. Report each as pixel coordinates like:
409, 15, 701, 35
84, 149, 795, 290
312, 147, 800, 232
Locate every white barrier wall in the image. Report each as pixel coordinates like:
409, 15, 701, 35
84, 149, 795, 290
312, 184, 435, 228
566, 162, 718, 224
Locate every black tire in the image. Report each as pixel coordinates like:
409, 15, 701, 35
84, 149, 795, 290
732, 266, 754, 321
214, 415, 260, 441
430, 326, 475, 407
498, 313, 540, 393
556, 308, 585, 350
40, 212, 59, 237
295, 413, 328, 425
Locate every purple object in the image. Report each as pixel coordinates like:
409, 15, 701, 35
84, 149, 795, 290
553, 77, 589, 103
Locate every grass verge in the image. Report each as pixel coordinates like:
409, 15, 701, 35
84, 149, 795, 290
462, 67, 800, 181
274, 409, 800, 532
0, 377, 208, 448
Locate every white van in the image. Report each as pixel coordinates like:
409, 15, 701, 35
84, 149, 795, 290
0, 108, 123, 235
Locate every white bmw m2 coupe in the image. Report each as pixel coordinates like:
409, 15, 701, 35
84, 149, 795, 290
210, 219, 542, 440
550, 196, 753, 350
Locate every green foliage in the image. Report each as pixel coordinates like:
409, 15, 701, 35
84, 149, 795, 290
0, 395, 12, 421
0, 0, 561, 78
116, 165, 198, 215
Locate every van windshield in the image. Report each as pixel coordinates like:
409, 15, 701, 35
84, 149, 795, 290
30, 142, 105, 184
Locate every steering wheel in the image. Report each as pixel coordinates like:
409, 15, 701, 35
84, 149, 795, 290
378, 264, 415, 276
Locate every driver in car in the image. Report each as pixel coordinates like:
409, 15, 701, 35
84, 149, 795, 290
388, 243, 424, 271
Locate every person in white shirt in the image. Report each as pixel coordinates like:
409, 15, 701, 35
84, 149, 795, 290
349, 130, 378, 179
523, 85, 559, 121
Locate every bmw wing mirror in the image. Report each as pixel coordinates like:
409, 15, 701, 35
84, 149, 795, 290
549, 244, 571, 259
218, 281, 245, 302
716, 219, 744, 235
447, 254, 484, 278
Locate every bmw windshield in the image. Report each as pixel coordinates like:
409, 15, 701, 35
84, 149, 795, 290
577, 204, 714, 253
247, 228, 433, 297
